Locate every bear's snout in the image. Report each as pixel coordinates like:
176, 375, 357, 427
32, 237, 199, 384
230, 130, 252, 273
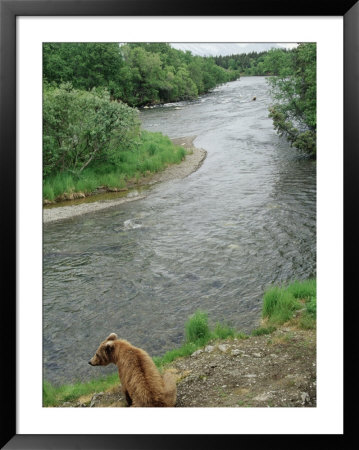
88, 360, 93, 365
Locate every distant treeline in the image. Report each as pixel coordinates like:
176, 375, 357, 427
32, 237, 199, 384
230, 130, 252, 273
214, 48, 295, 76
43, 43, 238, 107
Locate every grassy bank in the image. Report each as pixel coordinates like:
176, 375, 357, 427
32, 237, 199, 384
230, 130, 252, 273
43, 130, 186, 203
261, 278, 316, 330
43, 311, 241, 406
43, 278, 316, 407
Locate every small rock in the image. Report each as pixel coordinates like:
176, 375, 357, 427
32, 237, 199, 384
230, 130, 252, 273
253, 353, 262, 358
218, 344, 229, 352
253, 392, 271, 402
205, 345, 215, 353
191, 349, 203, 357
90, 392, 104, 407
301, 392, 310, 404
244, 374, 257, 378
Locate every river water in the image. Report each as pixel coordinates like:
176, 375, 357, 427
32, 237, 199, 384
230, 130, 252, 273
43, 77, 316, 386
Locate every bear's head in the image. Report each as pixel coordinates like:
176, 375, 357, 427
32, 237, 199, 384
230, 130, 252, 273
88, 333, 118, 366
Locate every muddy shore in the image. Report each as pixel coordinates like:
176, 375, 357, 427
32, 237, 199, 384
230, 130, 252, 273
43, 136, 206, 224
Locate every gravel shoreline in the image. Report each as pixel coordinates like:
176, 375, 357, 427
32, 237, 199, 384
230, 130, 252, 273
43, 136, 206, 224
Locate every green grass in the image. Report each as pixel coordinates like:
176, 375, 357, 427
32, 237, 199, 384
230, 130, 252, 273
154, 310, 245, 368
251, 325, 277, 336
299, 295, 317, 329
285, 279, 316, 300
43, 372, 119, 407
43, 131, 186, 202
262, 278, 316, 328
185, 310, 211, 343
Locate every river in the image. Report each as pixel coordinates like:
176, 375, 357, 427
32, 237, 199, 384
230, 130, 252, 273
43, 77, 316, 386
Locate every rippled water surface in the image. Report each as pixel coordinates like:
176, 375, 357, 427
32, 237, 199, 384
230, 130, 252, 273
43, 77, 316, 385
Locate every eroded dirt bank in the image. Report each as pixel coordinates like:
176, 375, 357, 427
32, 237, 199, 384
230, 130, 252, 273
63, 324, 316, 408
43, 136, 206, 224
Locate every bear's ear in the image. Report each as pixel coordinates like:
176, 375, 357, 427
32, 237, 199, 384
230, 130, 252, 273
106, 333, 118, 341
105, 340, 114, 355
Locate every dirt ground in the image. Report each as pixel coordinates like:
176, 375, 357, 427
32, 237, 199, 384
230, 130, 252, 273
65, 324, 316, 408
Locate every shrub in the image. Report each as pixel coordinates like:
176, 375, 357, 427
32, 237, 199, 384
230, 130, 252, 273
185, 310, 211, 343
43, 83, 140, 177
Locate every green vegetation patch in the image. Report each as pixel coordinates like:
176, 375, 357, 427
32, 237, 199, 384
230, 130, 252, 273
262, 278, 316, 329
43, 128, 185, 202
154, 310, 246, 368
251, 325, 277, 336
43, 372, 119, 407
43, 42, 238, 107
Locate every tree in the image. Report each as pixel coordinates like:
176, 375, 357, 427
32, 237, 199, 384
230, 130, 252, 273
268, 43, 316, 157
43, 84, 140, 177
43, 43, 125, 95
44, 42, 237, 107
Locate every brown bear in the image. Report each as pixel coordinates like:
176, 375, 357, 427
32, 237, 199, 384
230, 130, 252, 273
88, 333, 177, 407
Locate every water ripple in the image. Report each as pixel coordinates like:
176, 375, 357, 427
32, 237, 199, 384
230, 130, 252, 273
43, 77, 316, 385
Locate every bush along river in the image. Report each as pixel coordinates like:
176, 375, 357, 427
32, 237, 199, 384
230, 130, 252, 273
43, 77, 316, 386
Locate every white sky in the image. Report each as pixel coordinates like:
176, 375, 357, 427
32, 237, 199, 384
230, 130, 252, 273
170, 42, 299, 56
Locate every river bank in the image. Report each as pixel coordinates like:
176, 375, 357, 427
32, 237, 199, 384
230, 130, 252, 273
43, 136, 206, 224
43, 78, 316, 388
44, 279, 316, 408
58, 324, 316, 408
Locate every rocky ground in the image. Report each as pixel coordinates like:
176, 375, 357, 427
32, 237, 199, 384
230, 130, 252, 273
43, 136, 206, 224
64, 324, 316, 408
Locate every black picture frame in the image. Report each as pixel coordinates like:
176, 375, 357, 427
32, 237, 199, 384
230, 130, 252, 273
1, 0, 357, 448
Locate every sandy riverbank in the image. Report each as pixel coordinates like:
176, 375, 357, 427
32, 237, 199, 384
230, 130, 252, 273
43, 136, 206, 224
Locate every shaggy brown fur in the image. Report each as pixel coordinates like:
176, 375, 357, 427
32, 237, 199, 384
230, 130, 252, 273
89, 333, 176, 407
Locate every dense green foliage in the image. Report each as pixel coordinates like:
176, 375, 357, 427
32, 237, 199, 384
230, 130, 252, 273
43, 42, 316, 200
268, 44, 317, 157
43, 128, 186, 201
43, 42, 237, 106
43, 43, 238, 200
43, 83, 140, 178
